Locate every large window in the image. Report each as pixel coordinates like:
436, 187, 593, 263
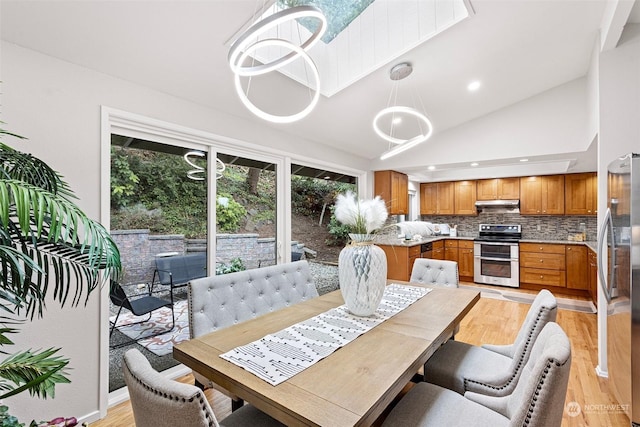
101, 109, 366, 403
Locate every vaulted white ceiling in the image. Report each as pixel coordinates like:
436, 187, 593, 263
1, 0, 638, 180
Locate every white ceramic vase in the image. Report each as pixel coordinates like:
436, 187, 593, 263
338, 233, 387, 316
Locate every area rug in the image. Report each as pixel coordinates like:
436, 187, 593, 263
110, 300, 190, 356
459, 284, 597, 314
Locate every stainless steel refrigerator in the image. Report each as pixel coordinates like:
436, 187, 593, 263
598, 153, 640, 425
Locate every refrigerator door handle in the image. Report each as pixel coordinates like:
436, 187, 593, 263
597, 207, 614, 303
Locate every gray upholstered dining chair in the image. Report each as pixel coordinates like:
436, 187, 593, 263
382, 322, 571, 427
409, 258, 459, 288
187, 260, 319, 410
423, 289, 557, 396
122, 348, 285, 427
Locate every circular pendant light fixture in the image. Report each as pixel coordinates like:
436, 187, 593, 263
228, 5, 326, 123
373, 106, 432, 146
374, 63, 433, 160
184, 151, 226, 181
233, 38, 321, 124
228, 5, 327, 77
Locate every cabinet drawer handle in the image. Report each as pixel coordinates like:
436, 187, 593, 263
540, 275, 544, 279
540, 259, 543, 263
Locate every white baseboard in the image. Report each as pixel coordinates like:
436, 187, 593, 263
595, 365, 608, 378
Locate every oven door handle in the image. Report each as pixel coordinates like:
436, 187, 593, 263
474, 241, 519, 246
474, 256, 518, 262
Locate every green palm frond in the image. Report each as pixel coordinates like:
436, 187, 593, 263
0, 244, 44, 316
0, 143, 73, 200
0, 348, 69, 399
0, 179, 120, 318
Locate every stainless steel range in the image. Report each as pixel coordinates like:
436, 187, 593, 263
474, 224, 521, 288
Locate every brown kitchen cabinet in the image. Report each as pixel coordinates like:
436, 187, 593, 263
588, 248, 598, 303
476, 177, 520, 200
375, 170, 408, 215
520, 175, 565, 215
444, 240, 458, 262
519, 243, 566, 287
458, 240, 474, 280
432, 240, 445, 260
420, 182, 455, 215
454, 180, 477, 215
420, 183, 438, 215
444, 239, 473, 280
378, 244, 421, 282
565, 172, 597, 216
566, 245, 589, 290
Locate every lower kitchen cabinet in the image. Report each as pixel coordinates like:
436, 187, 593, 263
520, 243, 566, 287
588, 248, 598, 302
378, 244, 421, 282
377, 239, 473, 282
566, 245, 588, 290
432, 240, 444, 260
458, 240, 474, 281
519, 242, 597, 305
444, 240, 458, 262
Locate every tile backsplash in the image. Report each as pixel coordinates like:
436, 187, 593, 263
411, 212, 598, 241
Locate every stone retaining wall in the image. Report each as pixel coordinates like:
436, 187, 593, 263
111, 230, 301, 285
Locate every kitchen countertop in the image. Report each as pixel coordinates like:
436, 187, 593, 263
374, 235, 598, 252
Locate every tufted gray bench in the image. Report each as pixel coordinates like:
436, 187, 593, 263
187, 260, 319, 410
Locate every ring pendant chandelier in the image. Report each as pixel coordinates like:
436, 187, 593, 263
374, 63, 433, 160
228, 5, 327, 124
184, 151, 226, 181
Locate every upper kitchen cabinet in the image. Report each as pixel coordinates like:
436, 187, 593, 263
520, 175, 565, 215
420, 183, 437, 215
454, 180, 477, 215
420, 182, 454, 215
565, 172, 597, 215
476, 177, 520, 200
374, 170, 408, 215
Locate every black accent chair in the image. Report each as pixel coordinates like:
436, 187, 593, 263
109, 281, 175, 344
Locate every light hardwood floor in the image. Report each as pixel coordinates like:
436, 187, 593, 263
90, 294, 629, 427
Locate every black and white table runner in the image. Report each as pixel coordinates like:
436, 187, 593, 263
220, 284, 432, 386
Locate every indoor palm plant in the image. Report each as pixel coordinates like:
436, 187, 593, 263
0, 126, 121, 424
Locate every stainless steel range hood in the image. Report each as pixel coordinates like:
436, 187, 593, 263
475, 199, 520, 213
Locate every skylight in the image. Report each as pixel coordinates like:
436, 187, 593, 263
232, 0, 472, 97
277, 0, 376, 43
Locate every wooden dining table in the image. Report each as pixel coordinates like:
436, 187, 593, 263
173, 282, 480, 427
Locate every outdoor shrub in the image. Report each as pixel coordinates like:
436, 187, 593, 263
110, 204, 168, 232
291, 176, 354, 216
215, 257, 245, 275
326, 205, 350, 246
216, 194, 247, 232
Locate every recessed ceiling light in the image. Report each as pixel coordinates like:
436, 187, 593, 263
520, 158, 529, 162
392, 117, 402, 125
428, 166, 435, 171
467, 81, 481, 92
470, 162, 479, 167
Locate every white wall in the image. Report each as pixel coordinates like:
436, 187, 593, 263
371, 76, 592, 176
596, 23, 640, 374
0, 41, 370, 422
